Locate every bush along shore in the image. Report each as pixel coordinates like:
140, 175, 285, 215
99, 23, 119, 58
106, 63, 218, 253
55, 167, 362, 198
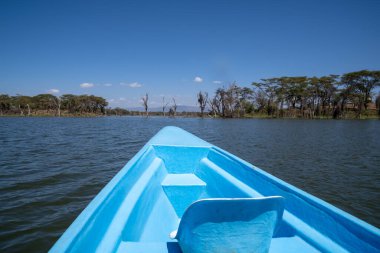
1, 70, 379, 119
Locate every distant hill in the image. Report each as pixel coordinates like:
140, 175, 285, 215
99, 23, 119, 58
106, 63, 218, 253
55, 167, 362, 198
127, 105, 200, 112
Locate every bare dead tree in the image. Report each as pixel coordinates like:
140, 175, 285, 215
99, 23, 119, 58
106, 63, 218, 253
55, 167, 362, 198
162, 96, 169, 117
172, 98, 177, 117
26, 104, 31, 116
52, 96, 61, 117
208, 97, 218, 117
19, 104, 24, 116
141, 93, 149, 117
197, 91, 208, 117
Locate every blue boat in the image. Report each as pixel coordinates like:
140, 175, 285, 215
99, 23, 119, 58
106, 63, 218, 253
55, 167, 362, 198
50, 126, 380, 253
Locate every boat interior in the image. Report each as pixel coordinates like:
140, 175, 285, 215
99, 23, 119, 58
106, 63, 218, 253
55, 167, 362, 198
55, 127, 379, 253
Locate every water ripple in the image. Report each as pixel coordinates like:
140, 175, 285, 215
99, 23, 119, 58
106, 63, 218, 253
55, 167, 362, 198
0, 117, 379, 252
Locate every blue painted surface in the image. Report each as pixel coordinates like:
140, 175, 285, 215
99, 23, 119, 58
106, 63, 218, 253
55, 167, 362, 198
174, 197, 284, 253
50, 126, 380, 253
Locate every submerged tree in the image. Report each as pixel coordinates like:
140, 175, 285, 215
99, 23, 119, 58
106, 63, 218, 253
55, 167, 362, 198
171, 98, 177, 117
162, 96, 169, 117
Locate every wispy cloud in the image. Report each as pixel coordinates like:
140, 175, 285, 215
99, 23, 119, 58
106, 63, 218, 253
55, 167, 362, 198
104, 83, 112, 87
47, 88, 60, 94
80, 82, 94, 88
194, 76, 203, 83
128, 82, 143, 88
213, 80, 222, 84
108, 97, 127, 104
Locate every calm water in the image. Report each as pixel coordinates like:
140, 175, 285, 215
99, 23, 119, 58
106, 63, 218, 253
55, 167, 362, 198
0, 117, 379, 252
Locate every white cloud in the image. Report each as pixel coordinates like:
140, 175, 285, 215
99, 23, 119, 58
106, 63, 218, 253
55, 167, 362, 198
80, 82, 94, 88
128, 82, 142, 88
104, 83, 112, 87
47, 89, 60, 94
119, 82, 142, 88
108, 97, 128, 105
213, 80, 222, 84
194, 76, 203, 83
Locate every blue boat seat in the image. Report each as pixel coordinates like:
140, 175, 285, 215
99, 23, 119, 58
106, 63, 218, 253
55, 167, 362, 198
170, 196, 284, 253
162, 174, 207, 217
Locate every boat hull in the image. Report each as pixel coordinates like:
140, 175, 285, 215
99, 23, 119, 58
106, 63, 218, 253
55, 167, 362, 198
50, 126, 380, 253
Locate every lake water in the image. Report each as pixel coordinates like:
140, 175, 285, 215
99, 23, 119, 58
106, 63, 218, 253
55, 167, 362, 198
0, 117, 379, 252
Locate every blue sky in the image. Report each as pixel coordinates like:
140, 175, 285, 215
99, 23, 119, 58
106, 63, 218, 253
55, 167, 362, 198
1, 0, 380, 108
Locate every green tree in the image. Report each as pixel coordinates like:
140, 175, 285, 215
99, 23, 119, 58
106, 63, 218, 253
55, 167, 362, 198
341, 70, 380, 118
14, 95, 33, 116
252, 78, 278, 116
0, 94, 11, 115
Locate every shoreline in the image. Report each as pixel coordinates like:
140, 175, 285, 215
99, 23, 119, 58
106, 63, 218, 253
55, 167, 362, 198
1, 114, 379, 120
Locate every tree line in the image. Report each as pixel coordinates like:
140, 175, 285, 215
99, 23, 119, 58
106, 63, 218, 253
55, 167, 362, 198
0, 94, 109, 116
198, 70, 380, 119
2, 70, 379, 119
0, 93, 187, 117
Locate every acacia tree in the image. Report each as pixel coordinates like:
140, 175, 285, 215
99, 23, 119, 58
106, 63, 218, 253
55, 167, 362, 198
197, 91, 208, 117
0, 95, 11, 115
14, 95, 33, 116
355, 71, 380, 110
239, 87, 254, 115
253, 90, 267, 113
61, 94, 77, 113
141, 93, 149, 117
341, 70, 380, 118
252, 76, 341, 118
252, 78, 278, 116
319, 75, 338, 117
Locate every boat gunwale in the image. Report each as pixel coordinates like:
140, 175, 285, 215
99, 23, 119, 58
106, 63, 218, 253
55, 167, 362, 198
210, 145, 380, 235
49, 142, 154, 252
209, 146, 380, 251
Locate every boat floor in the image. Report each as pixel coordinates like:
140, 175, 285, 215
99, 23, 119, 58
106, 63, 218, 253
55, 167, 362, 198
117, 236, 319, 253
118, 173, 320, 253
